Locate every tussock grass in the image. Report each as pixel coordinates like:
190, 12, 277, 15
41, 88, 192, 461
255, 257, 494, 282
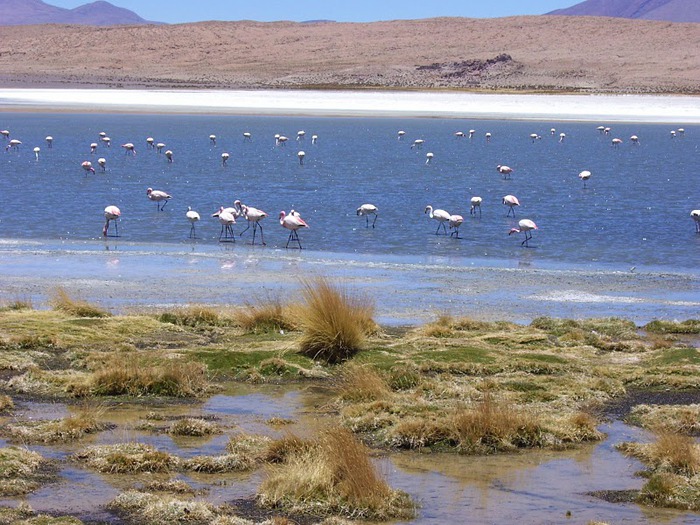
0, 446, 47, 496
143, 479, 200, 495
619, 432, 700, 478
259, 426, 415, 520
423, 315, 514, 338
297, 278, 375, 364
0, 395, 13, 412
183, 433, 271, 473
628, 404, 700, 435
109, 490, 218, 524
336, 362, 390, 402
89, 356, 207, 397
49, 287, 110, 318
645, 320, 700, 334
0, 502, 85, 524
1, 298, 33, 311
157, 305, 232, 327
73, 443, 177, 474
637, 472, 700, 511
6, 404, 110, 444
168, 418, 222, 437
234, 298, 297, 334
264, 434, 315, 464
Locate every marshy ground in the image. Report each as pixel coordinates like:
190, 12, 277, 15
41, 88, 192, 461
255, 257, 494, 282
0, 287, 699, 524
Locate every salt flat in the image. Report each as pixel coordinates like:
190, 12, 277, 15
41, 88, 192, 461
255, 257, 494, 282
1, 89, 699, 123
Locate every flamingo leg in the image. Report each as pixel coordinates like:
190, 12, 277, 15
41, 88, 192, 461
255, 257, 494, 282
219, 224, 225, 240
161, 200, 168, 211
189, 223, 196, 239
114, 220, 119, 237
227, 224, 236, 240
365, 215, 370, 228
286, 231, 294, 248
294, 230, 303, 249
239, 222, 251, 236
258, 223, 266, 246
372, 214, 377, 228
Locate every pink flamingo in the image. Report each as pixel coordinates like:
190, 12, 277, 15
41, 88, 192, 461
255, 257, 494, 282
424, 205, 451, 235
470, 196, 482, 217
81, 161, 95, 175
216, 206, 236, 241
121, 142, 136, 155
502, 195, 520, 217
578, 170, 591, 188
280, 210, 309, 249
497, 165, 513, 179
448, 214, 464, 238
239, 204, 268, 245
186, 206, 200, 239
509, 219, 538, 247
356, 203, 379, 228
103, 205, 121, 237
146, 187, 171, 211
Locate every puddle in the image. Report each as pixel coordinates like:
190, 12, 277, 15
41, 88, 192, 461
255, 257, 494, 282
1, 387, 700, 524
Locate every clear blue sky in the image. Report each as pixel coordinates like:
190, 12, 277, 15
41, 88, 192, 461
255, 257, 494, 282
48, 0, 580, 24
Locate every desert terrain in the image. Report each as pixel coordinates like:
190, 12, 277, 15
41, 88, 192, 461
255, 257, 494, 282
0, 16, 698, 93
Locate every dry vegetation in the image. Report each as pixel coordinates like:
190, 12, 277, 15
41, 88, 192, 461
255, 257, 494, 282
0, 17, 698, 93
0, 447, 52, 497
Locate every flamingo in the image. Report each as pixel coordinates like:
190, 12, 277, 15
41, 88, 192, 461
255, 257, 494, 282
146, 137, 155, 148
146, 187, 171, 211
411, 139, 424, 149
243, 132, 252, 141
209, 134, 217, 145
297, 130, 305, 141
559, 133, 566, 143
502, 195, 520, 217
165, 150, 173, 163
121, 142, 135, 155
239, 204, 268, 245
604, 127, 611, 135
103, 205, 121, 237
311, 134, 318, 144
101, 136, 111, 147
0, 130, 9, 139
156, 142, 165, 153
280, 210, 309, 249
356, 203, 378, 228
8, 139, 21, 150
81, 161, 95, 175
454, 131, 465, 138
276, 135, 288, 146
612, 138, 623, 147
216, 206, 236, 241
670, 130, 676, 138
397, 130, 406, 140
596, 126, 605, 133
630, 135, 640, 144
469, 129, 475, 139
485, 132, 492, 142
90, 143, 97, 153
692, 210, 700, 233
425, 152, 434, 165
509, 219, 538, 247
97, 157, 106, 171
33, 147, 40, 160
470, 196, 482, 217
530, 133, 541, 142
222, 152, 230, 166
497, 165, 513, 179
424, 205, 451, 235
551, 128, 556, 135
298, 151, 305, 165
678, 128, 685, 135
448, 214, 464, 238
578, 170, 591, 188
186, 207, 200, 238
212, 201, 243, 221
45, 136, 53, 148
99, 131, 106, 138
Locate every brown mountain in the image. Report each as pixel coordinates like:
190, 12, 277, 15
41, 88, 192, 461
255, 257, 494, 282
0, 16, 698, 94
549, 0, 700, 23
0, 0, 157, 26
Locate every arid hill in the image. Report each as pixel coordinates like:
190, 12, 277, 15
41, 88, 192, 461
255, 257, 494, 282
0, 0, 154, 26
549, 0, 700, 23
0, 16, 698, 94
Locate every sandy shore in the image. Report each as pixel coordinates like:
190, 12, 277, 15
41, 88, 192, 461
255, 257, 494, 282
1, 89, 699, 122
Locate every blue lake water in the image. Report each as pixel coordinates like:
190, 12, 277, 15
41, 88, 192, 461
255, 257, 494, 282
0, 112, 698, 323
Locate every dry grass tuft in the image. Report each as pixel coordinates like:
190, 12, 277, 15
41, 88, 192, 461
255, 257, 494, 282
264, 434, 315, 464
0, 446, 47, 496
297, 277, 375, 364
109, 490, 218, 524
73, 443, 177, 474
336, 362, 390, 402
235, 298, 297, 334
258, 426, 415, 520
90, 356, 207, 397
183, 433, 271, 473
628, 404, 700, 435
168, 418, 222, 437
6, 404, 110, 444
49, 287, 110, 318
0, 395, 13, 412
618, 432, 700, 477
1, 298, 33, 311
157, 305, 232, 327
142, 479, 200, 495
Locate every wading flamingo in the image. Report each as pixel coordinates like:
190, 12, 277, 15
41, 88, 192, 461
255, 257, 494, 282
221, 152, 230, 166
239, 204, 268, 245
612, 138, 622, 147
121, 142, 135, 155
81, 161, 95, 175
311, 135, 318, 144
397, 130, 405, 140
280, 210, 309, 249
497, 165, 513, 179
502, 195, 520, 217
209, 134, 217, 145
146, 187, 171, 211
411, 139, 424, 149
509, 219, 538, 247
425, 152, 434, 165
449, 214, 464, 238
692, 210, 700, 233
45, 136, 53, 148
630, 135, 640, 144
90, 143, 97, 153
243, 132, 252, 141
578, 170, 591, 188
0, 130, 9, 139
297, 130, 305, 141
33, 147, 40, 160
101, 137, 111, 147
356, 203, 378, 228
424, 205, 451, 235
217, 206, 236, 241
186, 207, 200, 238
156, 142, 165, 153
103, 205, 121, 237
470, 196, 482, 217
146, 137, 154, 148
165, 150, 173, 163
97, 158, 106, 171
298, 151, 305, 165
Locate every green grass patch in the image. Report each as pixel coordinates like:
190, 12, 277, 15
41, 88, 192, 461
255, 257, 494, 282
648, 348, 700, 366
645, 320, 700, 334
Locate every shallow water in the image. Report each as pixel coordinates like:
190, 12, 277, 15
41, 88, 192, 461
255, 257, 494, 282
2, 385, 700, 524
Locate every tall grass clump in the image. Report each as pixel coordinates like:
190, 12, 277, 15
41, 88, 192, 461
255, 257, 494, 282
297, 277, 375, 364
235, 298, 297, 334
336, 362, 390, 402
1, 298, 33, 311
0, 446, 47, 496
157, 305, 230, 328
50, 287, 110, 318
258, 426, 415, 520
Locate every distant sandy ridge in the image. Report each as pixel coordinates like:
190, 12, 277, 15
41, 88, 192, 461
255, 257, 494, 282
0, 16, 698, 94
